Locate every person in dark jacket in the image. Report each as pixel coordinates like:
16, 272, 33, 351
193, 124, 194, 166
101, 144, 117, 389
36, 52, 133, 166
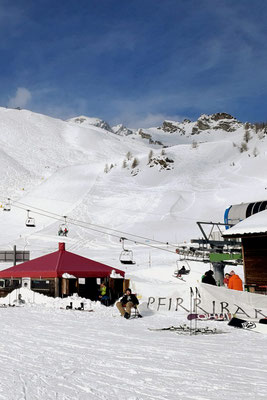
116, 288, 139, 319
202, 270, 217, 286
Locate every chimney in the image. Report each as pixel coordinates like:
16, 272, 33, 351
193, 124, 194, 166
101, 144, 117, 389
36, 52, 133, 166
59, 242, 65, 251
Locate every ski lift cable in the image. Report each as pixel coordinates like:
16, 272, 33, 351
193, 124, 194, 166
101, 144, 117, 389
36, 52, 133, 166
13, 199, 177, 248
10, 203, 178, 255
10, 199, 180, 250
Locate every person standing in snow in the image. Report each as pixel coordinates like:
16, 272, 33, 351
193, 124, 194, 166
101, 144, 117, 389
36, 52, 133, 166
116, 288, 139, 319
228, 270, 243, 291
98, 283, 109, 305
201, 270, 217, 286
223, 273, 230, 287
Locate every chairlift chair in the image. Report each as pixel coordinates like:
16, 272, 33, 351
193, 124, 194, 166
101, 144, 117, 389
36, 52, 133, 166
25, 210, 35, 227
119, 237, 136, 265
120, 250, 135, 265
58, 216, 68, 236
174, 260, 191, 279
3, 198, 11, 211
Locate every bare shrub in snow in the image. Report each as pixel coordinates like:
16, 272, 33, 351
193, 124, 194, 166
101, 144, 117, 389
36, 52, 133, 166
255, 121, 267, 133
253, 147, 259, 157
243, 130, 252, 143
126, 151, 133, 160
161, 149, 166, 156
148, 150, 153, 163
122, 160, 127, 168
191, 140, 198, 149
244, 122, 251, 131
240, 142, 248, 153
131, 157, 139, 169
258, 130, 265, 140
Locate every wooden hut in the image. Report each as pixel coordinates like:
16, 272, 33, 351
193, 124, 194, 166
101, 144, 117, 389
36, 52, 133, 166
0, 243, 126, 302
223, 210, 267, 293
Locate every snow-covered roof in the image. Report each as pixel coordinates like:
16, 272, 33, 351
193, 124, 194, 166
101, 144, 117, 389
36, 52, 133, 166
223, 209, 267, 237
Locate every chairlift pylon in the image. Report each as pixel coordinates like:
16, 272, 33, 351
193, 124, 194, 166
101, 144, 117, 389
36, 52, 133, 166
58, 216, 68, 237
25, 210, 35, 227
119, 237, 136, 265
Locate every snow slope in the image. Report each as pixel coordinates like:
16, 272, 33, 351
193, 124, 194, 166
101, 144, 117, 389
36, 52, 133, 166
0, 108, 267, 399
0, 107, 266, 263
0, 301, 267, 400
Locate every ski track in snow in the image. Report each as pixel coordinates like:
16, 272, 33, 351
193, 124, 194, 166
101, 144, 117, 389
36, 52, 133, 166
0, 307, 266, 400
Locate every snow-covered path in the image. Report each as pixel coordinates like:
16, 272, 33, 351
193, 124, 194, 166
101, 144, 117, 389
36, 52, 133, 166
1, 306, 266, 400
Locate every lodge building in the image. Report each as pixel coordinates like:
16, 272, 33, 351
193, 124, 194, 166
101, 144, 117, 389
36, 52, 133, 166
223, 210, 267, 294
0, 243, 126, 302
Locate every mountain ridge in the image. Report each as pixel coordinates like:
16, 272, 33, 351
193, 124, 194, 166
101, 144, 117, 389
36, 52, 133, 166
0, 106, 266, 264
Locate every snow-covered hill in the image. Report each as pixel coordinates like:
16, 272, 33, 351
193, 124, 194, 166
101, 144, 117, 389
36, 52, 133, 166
1, 107, 267, 399
0, 107, 266, 270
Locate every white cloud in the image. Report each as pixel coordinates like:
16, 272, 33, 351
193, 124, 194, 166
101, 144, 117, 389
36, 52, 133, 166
112, 110, 186, 129
8, 87, 32, 108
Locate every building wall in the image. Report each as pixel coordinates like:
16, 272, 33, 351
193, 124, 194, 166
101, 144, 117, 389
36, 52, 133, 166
243, 236, 267, 288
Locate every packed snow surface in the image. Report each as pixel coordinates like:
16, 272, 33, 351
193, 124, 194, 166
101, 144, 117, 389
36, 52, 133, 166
0, 298, 267, 400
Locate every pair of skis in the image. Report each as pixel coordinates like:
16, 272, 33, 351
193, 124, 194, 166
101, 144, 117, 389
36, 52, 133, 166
148, 325, 221, 335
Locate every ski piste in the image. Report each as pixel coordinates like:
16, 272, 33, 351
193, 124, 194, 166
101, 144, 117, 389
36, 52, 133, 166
187, 313, 232, 321
228, 317, 267, 334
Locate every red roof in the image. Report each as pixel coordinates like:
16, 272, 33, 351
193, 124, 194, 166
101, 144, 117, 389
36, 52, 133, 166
0, 243, 125, 279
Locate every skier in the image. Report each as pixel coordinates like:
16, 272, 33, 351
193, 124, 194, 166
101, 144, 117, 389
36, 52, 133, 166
116, 288, 140, 319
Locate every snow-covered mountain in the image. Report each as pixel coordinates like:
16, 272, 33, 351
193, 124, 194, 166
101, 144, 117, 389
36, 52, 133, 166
0, 107, 266, 267
1, 107, 266, 400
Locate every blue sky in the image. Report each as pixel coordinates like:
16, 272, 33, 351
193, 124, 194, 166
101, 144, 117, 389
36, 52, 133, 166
1, 0, 267, 127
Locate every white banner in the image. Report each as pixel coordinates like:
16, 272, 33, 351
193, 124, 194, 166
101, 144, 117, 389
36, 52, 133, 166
145, 284, 267, 319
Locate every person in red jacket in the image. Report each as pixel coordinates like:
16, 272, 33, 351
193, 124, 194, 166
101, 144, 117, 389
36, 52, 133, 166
223, 273, 230, 287
228, 270, 243, 291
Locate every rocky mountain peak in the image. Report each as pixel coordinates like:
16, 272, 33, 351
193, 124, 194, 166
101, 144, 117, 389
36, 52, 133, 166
69, 116, 113, 132
161, 120, 185, 134
112, 124, 133, 136
192, 113, 241, 134
210, 112, 236, 121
